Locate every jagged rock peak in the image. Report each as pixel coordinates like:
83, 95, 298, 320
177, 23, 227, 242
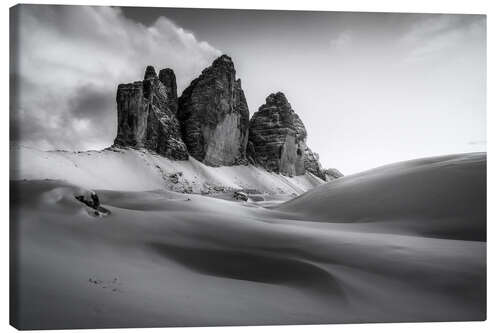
265, 91, 289, 106
196, 54, 237, 79
144, 65, 157, 80
212, 54, 234, 67
248, 91, 325, 180
113, 66, 188, 160
254, 91, 307, 141
177, 54, 249, 166
158, 68, 178, 115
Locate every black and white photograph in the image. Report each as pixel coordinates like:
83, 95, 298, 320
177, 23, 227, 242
9, 3, 487, 330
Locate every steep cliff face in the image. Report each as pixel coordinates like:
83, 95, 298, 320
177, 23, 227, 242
114, 66, 188, 160
177, 55, 250, 166
248, 92, 325, 180
158, 68, 178, 115
112, 57, 336, 178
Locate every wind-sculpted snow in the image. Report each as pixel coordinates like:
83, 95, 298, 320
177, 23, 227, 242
10, 151, 486, 328
278, 153, 486, 241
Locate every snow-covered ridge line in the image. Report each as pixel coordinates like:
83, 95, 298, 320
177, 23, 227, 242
10, 145, 324, 195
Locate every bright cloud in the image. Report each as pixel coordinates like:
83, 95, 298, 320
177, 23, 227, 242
11, 5, 221, 150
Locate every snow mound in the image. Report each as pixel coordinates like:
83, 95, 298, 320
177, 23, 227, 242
277, 153, 486, 241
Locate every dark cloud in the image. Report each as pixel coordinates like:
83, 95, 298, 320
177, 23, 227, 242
68, 84, 113, 120
10, 4, 221, 151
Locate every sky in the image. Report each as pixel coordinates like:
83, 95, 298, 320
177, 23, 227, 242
10, 5, 486, 174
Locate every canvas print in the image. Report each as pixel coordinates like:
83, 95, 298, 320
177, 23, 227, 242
10, 4, 486, 330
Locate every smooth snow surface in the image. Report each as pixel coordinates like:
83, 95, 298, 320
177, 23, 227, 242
278, 153, 486, 241
10, 150, 486, 329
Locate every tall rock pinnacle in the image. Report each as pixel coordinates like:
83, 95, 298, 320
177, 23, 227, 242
247, 92, 325, 180
177, 54, 250, 166
112, 56, 334, 180
158, 68, 178, 115
114, 66, 188, 160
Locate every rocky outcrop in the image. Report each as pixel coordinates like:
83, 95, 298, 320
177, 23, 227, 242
114, 66, 188, 160
74, 190, 110, 217
324, 168, 344, 181
178, 55, 249, 166
248, 92, 325, 180
303, 147, 325, 179
112, 56, 337, 179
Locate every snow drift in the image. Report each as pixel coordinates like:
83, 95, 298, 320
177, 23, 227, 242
278, 153, 486, 241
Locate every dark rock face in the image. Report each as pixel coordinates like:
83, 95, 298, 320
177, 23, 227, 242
75, 192, 100, 210
158, 68, 178, 115
233, 191, 249, 201
74, 191, 110, 216
248, 92, 325, 180
178, 55, 249, 166
112, 57, 336, 179
114, 66, 188, 160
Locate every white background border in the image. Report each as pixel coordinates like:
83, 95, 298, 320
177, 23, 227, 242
2, 0, 498, 332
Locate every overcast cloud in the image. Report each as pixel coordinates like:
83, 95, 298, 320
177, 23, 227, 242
11, 5, 220, 150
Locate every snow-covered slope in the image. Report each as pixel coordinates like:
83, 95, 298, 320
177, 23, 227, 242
10, 152, 486, 329
10, 145, 324, 195
11, 177, 485, 329
277, 153, 486, 241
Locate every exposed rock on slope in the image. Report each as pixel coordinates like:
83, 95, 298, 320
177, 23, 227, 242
248, 92, 325, 180
178, 55, 250, 166
324, 168, 344, 181
12, 145, 324, 196
114, 66, 188, 160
